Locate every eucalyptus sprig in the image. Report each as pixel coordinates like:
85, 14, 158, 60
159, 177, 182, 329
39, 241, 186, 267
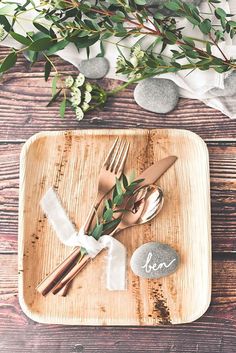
0, 0, 236, 119
89, 173, 144, 240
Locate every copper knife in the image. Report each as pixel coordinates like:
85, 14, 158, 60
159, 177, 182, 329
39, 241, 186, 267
37, 155, 177, 296
52, 155, 178, 295
137, 155, 177, 187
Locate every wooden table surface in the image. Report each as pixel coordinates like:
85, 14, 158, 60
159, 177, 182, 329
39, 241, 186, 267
0, 48, 235, 353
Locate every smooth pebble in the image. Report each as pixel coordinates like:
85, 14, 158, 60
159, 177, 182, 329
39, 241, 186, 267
130, 242, 179, 279
209, 71, 236, 97
78, 57, 109, 79
134, 78, 179, 114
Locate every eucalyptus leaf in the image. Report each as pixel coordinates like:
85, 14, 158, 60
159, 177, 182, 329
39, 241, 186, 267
199, 19, 211, 35
115, 178, 123, 195
10, 31, 31, 46
46, 89, 62, 107
45, 39, 69, 55
91, 223, 103, 240
44, 60, 52, 81
59, 98, 67, 118
0, 51, 17, 73
103, 208, 113, 222
0, 15, 11, 32
28, 37, 53, 51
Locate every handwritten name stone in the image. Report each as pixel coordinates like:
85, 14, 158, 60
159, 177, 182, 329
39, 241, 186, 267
130, 242, 179, 279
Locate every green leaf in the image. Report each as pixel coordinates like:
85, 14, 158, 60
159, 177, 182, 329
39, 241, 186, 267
165, 31, 177, 44
114, 194, 124, 206
111, 15, 125, 23
91, 223, 103, 240
199, 19, 211, 34
215, 8, 227, 20
0, 51, 17, 73
24, 50, 38, 63
103, 208, 113, 222
46, 89, 62, 107
0, 4, 16, 16
206, 42, 212, 55
122, 174, 128, 189
76, 34, 100, 48
115, 178, 123, 195
186, 16, 200, 26
96, 41, 105, 58
182, 37, 195, 47
214, 65, 229, 73
103, 218, 120, 232
116, 10, 125, 18
52, 75, 58, 96
0, 15, 11, 32
10, 32, 31, 46
165, 1, 181, 11
45, 39, 69, 55
134, 0, 146, 5
28, 37, 53, 52
105, 199, 112, 210
44, 60, 52, 81
33, 22, 49, 35
59, 98, 66, 118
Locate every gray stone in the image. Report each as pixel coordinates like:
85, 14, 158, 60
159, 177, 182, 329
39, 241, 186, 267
147, 0, 203, 16
130, 242, 179, 279
78, 57, 109, 79
209, 71, 236, 97
134, 78, 179, 114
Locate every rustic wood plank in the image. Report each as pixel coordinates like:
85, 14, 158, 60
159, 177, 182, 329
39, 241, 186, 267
0, 254, 236, 352
0, 47, 236, 351
0, 141, 235, 253
0, 51, 235, 140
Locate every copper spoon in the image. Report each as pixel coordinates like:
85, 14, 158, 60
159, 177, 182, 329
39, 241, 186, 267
54, 185, 164, 296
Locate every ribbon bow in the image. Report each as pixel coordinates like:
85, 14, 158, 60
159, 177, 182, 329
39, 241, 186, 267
40, 188, 126, 290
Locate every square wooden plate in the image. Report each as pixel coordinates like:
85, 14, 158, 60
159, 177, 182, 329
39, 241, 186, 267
18, 129, 211, 325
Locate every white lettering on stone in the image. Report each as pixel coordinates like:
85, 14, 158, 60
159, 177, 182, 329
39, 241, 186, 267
141, 252, 176, 273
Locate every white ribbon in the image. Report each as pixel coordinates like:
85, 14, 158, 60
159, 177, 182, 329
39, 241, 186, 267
40, 188, 126, 290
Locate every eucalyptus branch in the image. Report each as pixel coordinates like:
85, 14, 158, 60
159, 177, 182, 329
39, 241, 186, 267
0, 0, 236, 119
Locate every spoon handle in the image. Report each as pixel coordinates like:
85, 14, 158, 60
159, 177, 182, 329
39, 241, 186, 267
53, 254, 91, 295
36, 247, 82, 295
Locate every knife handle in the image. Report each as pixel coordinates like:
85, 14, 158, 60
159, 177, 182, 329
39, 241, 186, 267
36, 247, 82, 295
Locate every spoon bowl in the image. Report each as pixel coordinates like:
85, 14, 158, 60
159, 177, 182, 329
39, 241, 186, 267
111, 184, 164, 234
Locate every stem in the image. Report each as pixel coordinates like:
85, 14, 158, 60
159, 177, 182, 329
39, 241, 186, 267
107, 78, 137, 96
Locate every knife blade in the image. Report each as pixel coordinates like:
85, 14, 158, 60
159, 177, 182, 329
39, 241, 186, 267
136, 155, 177, 187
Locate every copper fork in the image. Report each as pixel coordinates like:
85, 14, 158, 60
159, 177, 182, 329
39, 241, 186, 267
36, 137, 130, 296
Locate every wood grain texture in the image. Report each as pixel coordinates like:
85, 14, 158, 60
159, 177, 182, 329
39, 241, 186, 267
0, 254, 236, 352
1, 142, 235, 253
18, 129, 211, 325
0, 51, 235, 141
0, 48, 235, 352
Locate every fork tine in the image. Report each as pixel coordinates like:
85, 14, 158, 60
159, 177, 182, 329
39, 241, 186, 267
108, 139, 124, 171
114, 141, 130, 174
103, 137, 119, 167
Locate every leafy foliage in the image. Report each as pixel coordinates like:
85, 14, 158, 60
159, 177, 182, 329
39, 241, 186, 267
89, 174, 144, 240
0, 0, 236, 118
